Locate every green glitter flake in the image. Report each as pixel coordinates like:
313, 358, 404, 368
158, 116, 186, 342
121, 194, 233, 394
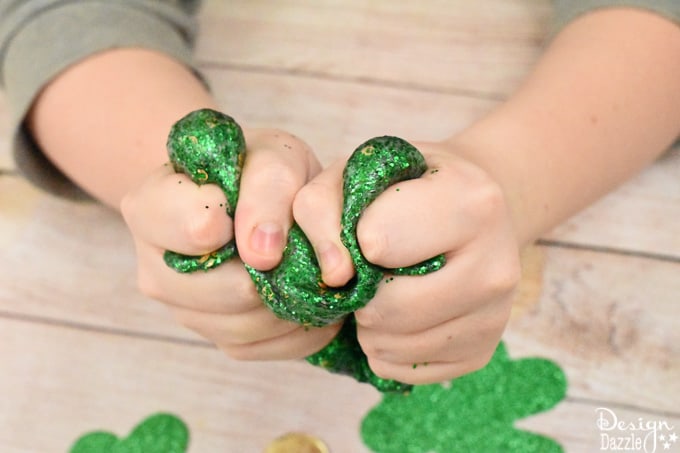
360, 342, 567, 453
70, 413, 189, 453
164, 110, 447, 393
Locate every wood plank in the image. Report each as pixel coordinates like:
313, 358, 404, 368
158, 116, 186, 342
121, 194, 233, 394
201, 67, 680, 257
2, 317, 677, 453
505, 245, 680, 413
0, 179, 190, 340
0, 317, 378, 453
193, 0, 680, 257
518, 399, 680, 453
195, 0, 552, 97
1, 0, 677, 255
201, 68, 495, 165
1, 181, 677, 413
544, 147, 680, 257
2, 66, 678, 257
1, 69, 677, 417
1, 1, 678, 451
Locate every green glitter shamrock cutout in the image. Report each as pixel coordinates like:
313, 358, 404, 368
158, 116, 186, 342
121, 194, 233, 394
69, 413, 189, 453
361, 341, 567, 453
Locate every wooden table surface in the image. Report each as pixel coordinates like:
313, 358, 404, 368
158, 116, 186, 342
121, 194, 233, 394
1, 1, 678, 452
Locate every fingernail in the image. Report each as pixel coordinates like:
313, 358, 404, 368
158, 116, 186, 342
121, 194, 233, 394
251, 222, 283, 255
317, 241, 342, 277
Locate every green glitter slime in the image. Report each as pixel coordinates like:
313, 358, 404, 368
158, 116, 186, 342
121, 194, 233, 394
164, 109, 445, 393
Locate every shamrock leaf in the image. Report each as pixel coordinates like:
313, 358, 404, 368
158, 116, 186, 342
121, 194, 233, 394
70, 413, 189, 453
361, 342, 567, 453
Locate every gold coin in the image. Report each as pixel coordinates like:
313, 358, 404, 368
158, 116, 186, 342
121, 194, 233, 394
264, 432, 330, 453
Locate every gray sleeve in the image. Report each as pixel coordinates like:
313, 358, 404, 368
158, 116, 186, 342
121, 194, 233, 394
553, 0, 680, 33
0, 0, 203, 199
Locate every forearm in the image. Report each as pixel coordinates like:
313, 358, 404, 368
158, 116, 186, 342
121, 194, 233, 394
28, 48, 218, 209
450, 8, 680, 246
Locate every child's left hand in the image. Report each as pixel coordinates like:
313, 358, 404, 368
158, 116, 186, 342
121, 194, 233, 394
292, 140, 521, 384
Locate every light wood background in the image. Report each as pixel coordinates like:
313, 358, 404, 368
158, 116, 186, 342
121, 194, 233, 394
1, 1, 678, 452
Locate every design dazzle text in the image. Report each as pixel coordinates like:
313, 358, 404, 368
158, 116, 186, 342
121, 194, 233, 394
596, 407, 677, 452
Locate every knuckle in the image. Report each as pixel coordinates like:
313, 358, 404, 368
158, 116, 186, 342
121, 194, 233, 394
354, 305, 384, 329
271, 129, 311, 152
263, 161, 302, 189
451, 164, 505, 221
470, 179, 505, 221
292, 181, 332, 223
366, 357, 397, 381
485, 256, 521, 297
267, 128, 296, 142
356, 223, 389, 264
233, 272, 260, 304
183, 212, 229, 252
357, 337, 386, 361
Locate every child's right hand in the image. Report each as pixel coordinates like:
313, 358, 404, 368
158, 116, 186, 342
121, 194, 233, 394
120, 127, 342, 360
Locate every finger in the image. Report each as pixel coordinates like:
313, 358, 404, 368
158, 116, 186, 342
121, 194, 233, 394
121, 163, 232, 255
365, 351, 497, 385
354, 237, 520, 334
217, 322, 342, 361
234, 130, 320, 271
357, 298, 511, 365
293, 159, 355, 287
356, 152, 503, 269
171, 304, 299, 345
134, 240, 263, 313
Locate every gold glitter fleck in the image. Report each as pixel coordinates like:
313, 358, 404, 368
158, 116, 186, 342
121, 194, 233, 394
196, 168, 209, 182
197, 253, 213, 264
165, 111, 443, 393
360, 145, 375, 156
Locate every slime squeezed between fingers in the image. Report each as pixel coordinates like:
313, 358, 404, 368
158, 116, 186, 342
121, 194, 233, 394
164, 109, 445, 393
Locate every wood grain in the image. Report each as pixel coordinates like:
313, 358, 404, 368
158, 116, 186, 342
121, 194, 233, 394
202, 68, 680, 257
0, 318, 378, 453
195, 0, 552, 97
1, 190, 677, 413
0, 1, 678, 452
1, 317, 677, 453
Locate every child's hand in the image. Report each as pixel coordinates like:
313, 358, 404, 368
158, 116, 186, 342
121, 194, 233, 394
293, 140, 521, 384
121, 128, 341, 360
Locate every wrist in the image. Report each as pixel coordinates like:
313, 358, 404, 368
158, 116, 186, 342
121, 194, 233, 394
444, 8, 680, 246
28, 48, 218, 208
443, 129, 533, 247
